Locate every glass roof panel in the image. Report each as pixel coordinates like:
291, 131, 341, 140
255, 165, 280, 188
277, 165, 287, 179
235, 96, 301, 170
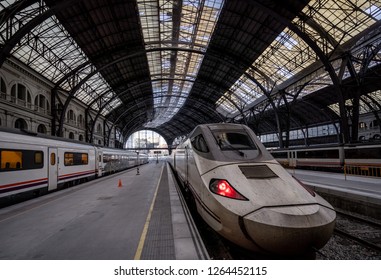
304, 0, 380, 44
328, 88, 381, 116
0, 0, 15, 9
138, 0, 224, 128
216, 0, 381, 117
1, 2, 121, 115
12, 16, 87, 83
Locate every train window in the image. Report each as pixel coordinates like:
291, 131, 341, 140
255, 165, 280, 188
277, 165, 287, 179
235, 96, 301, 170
213, 130, 257, 151
0, 149, 43, 171
64, 152, 89, 166
297, 149, 339, 159
191, 134, 209, 153
81, 154, 88, 164
345, 147, 381, 160
103, 154, 110, 163
50, 153, 56, 165
1, 150, 22, 170
271, 152, 287, 158
35, 151, 43, 164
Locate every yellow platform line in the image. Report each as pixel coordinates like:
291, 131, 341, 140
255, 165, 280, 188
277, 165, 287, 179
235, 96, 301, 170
134, 164, 164, 260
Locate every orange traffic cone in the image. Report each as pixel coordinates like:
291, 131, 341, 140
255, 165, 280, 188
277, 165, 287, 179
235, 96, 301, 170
118, 179, 122, 188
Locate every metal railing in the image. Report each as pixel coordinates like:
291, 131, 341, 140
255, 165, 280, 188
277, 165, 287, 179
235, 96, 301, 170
344, 164, 381, 178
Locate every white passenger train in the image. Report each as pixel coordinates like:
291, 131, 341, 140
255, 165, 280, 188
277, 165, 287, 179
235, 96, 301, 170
171, 123, 336, 256
0, 128, 148, 207
270, 143, 381, 176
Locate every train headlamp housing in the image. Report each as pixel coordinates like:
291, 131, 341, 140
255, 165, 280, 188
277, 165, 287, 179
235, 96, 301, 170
209, 179, 248, 201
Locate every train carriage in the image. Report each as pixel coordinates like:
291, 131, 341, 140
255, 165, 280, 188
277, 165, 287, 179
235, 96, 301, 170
270, 142, 381, 177
0, 129, 97, 198
0, 128, 148, 207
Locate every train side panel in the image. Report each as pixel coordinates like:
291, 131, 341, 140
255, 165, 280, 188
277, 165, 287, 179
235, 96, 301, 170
0, 141, 49, 198
173, 143, 188, 183
57, 146, 96, 185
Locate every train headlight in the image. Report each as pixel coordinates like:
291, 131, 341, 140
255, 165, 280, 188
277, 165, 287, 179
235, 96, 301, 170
209, 179, 248, 200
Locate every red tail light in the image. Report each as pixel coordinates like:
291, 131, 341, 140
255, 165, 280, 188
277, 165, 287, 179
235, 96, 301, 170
209, 179, 248, 200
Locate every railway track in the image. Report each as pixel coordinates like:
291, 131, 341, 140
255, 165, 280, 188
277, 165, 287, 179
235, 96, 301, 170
317, 210, 381, 259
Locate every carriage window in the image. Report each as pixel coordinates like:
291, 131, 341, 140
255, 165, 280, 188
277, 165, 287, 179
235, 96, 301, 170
191, 134, 209, 153
212, 130, 257, 151
35, 151, 43, 164
64, 152, 88, 166
271, 152, 288, 158
103, 154, 111, 163
345, 147, 381, 160
0, 149, 43, 171
50, 153, 56, 165
297, 149, 339, 159
1, 150, 22, 169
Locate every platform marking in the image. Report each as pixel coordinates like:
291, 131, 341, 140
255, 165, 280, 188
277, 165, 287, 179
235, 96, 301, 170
134, 164, 164, 260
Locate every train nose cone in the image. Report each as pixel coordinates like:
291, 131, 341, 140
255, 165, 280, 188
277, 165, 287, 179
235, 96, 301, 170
242, 205, 336, 255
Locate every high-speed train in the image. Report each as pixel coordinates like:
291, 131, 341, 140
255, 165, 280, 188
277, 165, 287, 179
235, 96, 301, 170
0, 128, 148, 207
171, 123, 336, 256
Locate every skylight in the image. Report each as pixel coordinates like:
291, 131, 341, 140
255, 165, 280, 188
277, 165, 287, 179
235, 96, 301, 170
137, 0, 224, 128
216, 0, 381, 118
1, 1, 122, 114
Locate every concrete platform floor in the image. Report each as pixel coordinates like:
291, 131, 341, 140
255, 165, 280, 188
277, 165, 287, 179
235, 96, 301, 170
0, 161, 208, 260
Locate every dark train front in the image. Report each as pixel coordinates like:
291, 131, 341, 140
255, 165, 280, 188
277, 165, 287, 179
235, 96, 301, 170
173, 123, 336, 256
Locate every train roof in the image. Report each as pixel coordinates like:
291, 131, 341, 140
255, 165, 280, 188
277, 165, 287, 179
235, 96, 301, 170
0, 127, 94, 149
0, 127, 145, 154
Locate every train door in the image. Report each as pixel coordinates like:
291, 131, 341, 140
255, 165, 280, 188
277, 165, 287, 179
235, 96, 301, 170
48, 147, 58, 191
96, 149, 103, 177
289, 151, 297, 168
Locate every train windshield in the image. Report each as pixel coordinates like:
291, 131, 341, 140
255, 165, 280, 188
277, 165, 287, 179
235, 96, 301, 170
212, 130, 257, 151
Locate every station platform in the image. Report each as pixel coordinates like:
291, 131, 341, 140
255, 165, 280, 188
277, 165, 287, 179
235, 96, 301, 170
289, 169, 381, 203
289, 169, 381, 220
0, 162, 209, 260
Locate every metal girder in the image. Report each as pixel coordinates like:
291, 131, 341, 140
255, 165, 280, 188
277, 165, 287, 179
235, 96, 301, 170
0, 0, 84, 67
99, 94, 223, 144
49, 45, 270, 138
250, 0, 351, 143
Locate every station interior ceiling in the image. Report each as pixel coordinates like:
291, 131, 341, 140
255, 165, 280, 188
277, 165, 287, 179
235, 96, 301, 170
1, 0, 381, 146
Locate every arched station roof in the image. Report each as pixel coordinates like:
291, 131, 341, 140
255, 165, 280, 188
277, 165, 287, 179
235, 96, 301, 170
1, 0, 381, 146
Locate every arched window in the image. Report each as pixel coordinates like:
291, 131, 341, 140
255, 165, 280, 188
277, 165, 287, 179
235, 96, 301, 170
67, 109, 76, 124
78, 114, 84, 127
79, 134, 84, 141
15, 118, 28, 130
69, 132, 75, 139
11, 84, 32, 108
97, 123, 102, 134
0, 77, 6, 99
34, 95, 50, 112
98, 139, 102, 145
371, 119, 379, 128
359, 122, 367, 129
37, 124, 47, 134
